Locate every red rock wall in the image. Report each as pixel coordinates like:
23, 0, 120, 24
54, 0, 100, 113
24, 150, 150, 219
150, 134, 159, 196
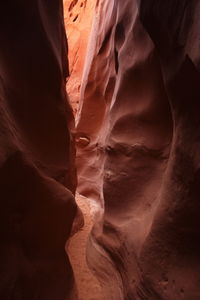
1, 0, 200, 299
0, 1, 77, 299
76, 0, 200, 299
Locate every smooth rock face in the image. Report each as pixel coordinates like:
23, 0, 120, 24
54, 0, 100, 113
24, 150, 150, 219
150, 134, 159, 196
0, 1, 77, 299
76, 0, 200, 299
1, 0, 200, 299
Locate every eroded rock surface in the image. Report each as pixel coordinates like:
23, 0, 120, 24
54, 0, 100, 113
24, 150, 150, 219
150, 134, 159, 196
68, 194, 102, 300
76, 0, 200, 299
1, 0, 200, 299
0, 1, 77, 299
64, 0, 96, 113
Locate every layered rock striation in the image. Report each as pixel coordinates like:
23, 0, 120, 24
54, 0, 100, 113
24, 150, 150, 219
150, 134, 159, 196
76, 0, 200, 299
1, 0, 200, 299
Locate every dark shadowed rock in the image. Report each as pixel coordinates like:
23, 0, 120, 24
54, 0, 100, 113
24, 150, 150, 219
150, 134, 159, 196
0, 1, 78, 299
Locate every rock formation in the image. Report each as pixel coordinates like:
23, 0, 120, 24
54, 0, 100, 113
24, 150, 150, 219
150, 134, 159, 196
1, 0, 200, 299
0, 1, 77, 299
64, 0, 96, 113
76, 0, 200, 299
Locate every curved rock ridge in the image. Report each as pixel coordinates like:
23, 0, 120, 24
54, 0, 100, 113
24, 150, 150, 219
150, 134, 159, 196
0, 1, 78, 299
1, 0, 200, 299
76, 0, 200, 299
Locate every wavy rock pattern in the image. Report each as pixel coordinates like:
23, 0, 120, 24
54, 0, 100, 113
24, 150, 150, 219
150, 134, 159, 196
1, 0, 200, 299
76, 0, 200, 299
0, 1, 77, 299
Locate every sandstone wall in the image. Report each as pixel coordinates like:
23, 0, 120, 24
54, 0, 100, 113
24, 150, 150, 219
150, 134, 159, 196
76, 0, 200, 299
1, 0, 200, 299
64, 0, 96, 113
0, 1, 77, 299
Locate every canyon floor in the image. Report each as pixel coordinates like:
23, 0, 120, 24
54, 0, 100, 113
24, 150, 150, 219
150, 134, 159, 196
68, 194, 102, 300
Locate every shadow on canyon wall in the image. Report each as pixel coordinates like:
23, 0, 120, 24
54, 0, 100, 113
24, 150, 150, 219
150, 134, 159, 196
0, 0, 200, 299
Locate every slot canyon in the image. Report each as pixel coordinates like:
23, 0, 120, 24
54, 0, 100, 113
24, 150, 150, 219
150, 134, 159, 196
0, 0, 200, 299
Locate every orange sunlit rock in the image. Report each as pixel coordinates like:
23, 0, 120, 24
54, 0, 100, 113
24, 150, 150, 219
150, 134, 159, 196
63, 0, 96, 113
0, 0, 200, 299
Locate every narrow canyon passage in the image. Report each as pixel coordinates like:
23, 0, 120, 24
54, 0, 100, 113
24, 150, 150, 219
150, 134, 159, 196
0, 1, 200, 300
63, 1, 103, 299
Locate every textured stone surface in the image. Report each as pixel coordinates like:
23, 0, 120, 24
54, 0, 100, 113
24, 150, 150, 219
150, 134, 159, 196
0, 1, 77, 299
1, 0, 200, 299
64, 0, 96, 113
76, 0, 200, 299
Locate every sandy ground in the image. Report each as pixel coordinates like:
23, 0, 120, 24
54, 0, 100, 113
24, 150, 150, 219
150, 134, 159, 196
68, 194, 102, 300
